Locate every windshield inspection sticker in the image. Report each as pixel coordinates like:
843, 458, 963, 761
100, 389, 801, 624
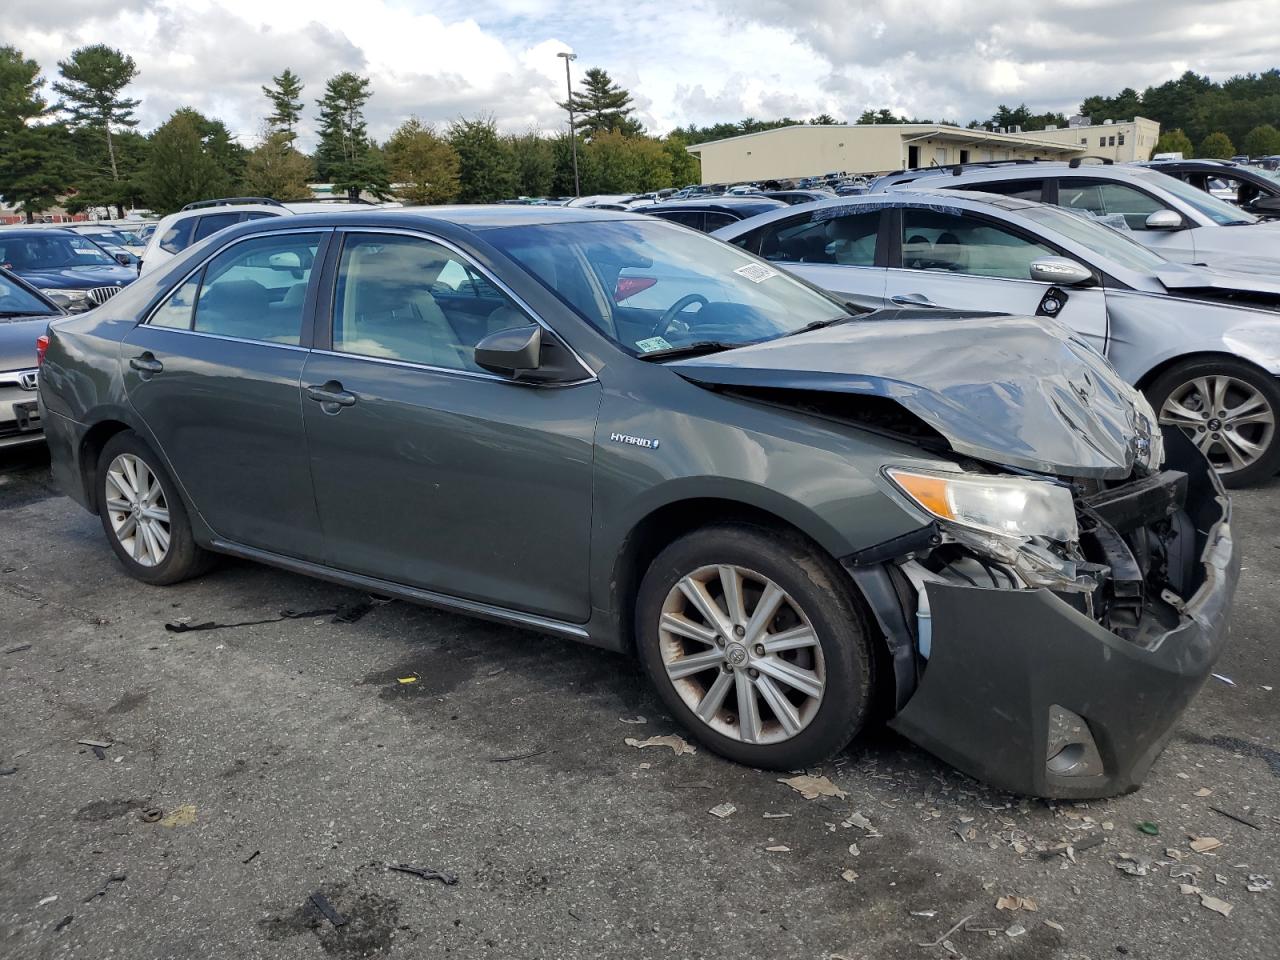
635, 336, 673, 353
734, 263, 780, 283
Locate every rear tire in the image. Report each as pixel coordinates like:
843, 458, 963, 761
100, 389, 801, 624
1146, 357, 1280, 488
635, 522, 873, 769
95, 431, 212, 585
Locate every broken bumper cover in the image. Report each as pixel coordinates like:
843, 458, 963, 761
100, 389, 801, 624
886, 467, 1237, 800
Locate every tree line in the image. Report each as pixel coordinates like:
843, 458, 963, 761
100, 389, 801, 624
0, 48, 702, 218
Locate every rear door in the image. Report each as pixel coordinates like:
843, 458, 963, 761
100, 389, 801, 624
120, 229, 329, 559
299, 229, 599, 622
883, 205, 1110, 350
726, 208, 888, 309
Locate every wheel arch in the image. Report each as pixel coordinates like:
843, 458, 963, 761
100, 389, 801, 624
79, 419, 134, 512
1135, 350, 1277, 394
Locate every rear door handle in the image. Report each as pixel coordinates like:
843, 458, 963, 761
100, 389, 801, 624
306, 381, 357, 409
129, 353, 164, 374
890, 294, 937, 307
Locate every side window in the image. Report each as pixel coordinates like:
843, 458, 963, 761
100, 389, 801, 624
703, 212, 737, 232
958, 179, 1044, 201
653, 211, 705, 231
758, 211, 879, 265
192, 232, 322, 344
332, 234, 531, 373
193, 212, 244, 242
157, 218, 195, 255
900, 208, 1057, 280
1059, 178, 1168, 230
150, 274, 201, 329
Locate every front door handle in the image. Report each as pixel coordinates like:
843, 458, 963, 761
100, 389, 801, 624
129, 353, 164, 375
890, 293, 937, 307
306, 381, 357, 410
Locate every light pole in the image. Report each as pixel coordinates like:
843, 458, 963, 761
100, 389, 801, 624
556, 51, 580, 197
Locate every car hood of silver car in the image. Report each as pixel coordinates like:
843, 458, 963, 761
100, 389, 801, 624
1154, 259, 1280, 298
673, 308, 1159, 479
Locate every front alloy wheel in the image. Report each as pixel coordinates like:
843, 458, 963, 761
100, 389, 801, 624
1158, 375, 1275, 475
105, 453, 172, 566
660, 564, 826, 745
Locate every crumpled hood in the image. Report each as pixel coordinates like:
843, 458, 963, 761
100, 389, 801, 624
672, 309, 1156, 479
1156, 261, 1280, 296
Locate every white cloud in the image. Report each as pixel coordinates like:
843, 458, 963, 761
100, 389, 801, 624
6, 0, 1277, 149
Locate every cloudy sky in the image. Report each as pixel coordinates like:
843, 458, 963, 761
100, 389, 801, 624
8, 0, 1277, 148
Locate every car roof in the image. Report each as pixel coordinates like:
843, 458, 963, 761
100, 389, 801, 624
0, 227, 79, 238
644, 197, 788, 213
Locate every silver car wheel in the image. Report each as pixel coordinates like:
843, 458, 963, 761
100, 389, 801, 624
658, 564, 825, 745
104, 453, 171, 567
1159, 375, 1276, 474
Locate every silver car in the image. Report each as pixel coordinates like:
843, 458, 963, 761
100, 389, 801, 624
880, 162, 1280, 275
714, 190, 1280, 486
0, 267, 64, 449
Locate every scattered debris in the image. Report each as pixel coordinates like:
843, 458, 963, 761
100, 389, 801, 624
1115, 853, 1153, 876
82, 872, 126, 903
138, 807, 163, 823
1180, 883, 1201, 896
1005, 922, 1028, 938
76, 738, 112, 749
1247, 875, 1273, 893
917, 914, 975, 948
387, 863, 459, 885
1136, 821, 1160, 836
910, 910, 937, 918
1176, 772, 1191, 780
0, 766, 16, 776
488, 748, 548, 762
37, 895, 57, 906
1209, 806, 1262, 830
1190, 836, 1223, 854
619, 716, 647, 724
1211, 673, 1235, 686
1195, 788, 1213, 797
1044, 920, 1064, 932
762, 812, 792, 819
625, 735, 695, 756
158, 804, 197, 828
848, 843, 860, 857
1170, 864, 1202, 880
396, 675, 418, 685
840, 869, 858, 882
1198, 893, 1233, 917
996, 895, 1038, 912
778, 774, 847, 800
3, 643, 32, 654
765, 845, 790, 853
54, 916, 72, 933
164, 603, 373, 634
709, 803, 737, 819
332, 600, 374, 624
842, 812, 882, 837
309, 892, 347, 927
242, 850, 260, 864
91, 746, 106, 761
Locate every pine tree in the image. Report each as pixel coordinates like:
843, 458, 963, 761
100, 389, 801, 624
314, 72, 388, 201
52, 45, 140, 182
447, 116, 518, 202
263, 68, 304, 142
244, 127, 314, 201
0, 46, 75, 221
386, 117, 460, 204
141, 109, 233, 213
559, 67, 642, 138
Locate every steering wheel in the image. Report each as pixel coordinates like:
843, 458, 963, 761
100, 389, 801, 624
654, 294, 709, 338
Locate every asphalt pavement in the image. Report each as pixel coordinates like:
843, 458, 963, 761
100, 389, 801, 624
1, 444, 1277, 960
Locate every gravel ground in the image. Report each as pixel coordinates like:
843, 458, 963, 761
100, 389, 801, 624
1, 444, 1277, 960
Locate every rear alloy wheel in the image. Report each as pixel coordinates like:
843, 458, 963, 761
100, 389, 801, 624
636, 523, 872, 769
96, 431, 212, 585
1148, 358, 1280, 488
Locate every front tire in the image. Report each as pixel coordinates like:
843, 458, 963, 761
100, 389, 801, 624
96, 431, 211, 585
635, 523, 873, 769
1146, 358, 1280, 488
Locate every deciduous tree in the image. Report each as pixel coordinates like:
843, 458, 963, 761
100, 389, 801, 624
385, 117, 460, 204
243, 127, 313, 200
447, 116, 518, 202
1198, 131, 1235, 159
141, 109, 234, 213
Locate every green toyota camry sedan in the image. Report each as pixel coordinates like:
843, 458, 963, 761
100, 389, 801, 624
34, 206, 1237, 798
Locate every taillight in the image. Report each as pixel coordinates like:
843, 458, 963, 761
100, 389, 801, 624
614, 276, 657, 302
36, 334, 49, 366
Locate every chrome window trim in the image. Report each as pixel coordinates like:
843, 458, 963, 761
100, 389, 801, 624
333, 225, 598, 383
132, 325, 311, 352
140, 226, 333, 339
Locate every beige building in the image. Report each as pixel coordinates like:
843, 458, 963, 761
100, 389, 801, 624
686, 117, 1161, 184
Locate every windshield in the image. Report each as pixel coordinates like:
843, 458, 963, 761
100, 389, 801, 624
1249, 167, 1280, 187
484, 218, 851, 355
1138, 169, 1258, 225
1020, 204, 1169, 272
0, 272, 58, 318
89, 228, 142, 246
0, 234, 116, 270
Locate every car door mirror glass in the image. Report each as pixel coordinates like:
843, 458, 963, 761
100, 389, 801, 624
114, 252, 132, 266
475, 323, 542, 376
1144, 209, 1184, 230
1029, 257, 1093, 286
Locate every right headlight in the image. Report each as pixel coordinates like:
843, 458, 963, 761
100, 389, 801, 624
885, 467, 1079, 543
43, 288, 92, 313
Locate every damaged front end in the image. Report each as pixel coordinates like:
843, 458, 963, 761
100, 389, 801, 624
849, 427, 1237, 799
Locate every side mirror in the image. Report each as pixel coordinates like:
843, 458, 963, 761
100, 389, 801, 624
1248, 195, 1280, 214
475, 323, 542, 376
1144, 209, 1184, 230
114, 252, 132, 266
1029, 257, 1093, 286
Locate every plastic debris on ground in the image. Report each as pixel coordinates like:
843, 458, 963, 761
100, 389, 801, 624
1195, 788, 1213, 797
1136, 821, 1160, 835
624, 734, 695, 756
1044, 920, 1065, 932
777, 774, 846, 800
708, 802, 737, 819
309, 892, 347, 927
1211, 673, 1235, 686
765, 845, 790, 852
158, 804, 197, 828
1247, 875, 1273, 893
843, 812, 882, 837
762, 812, 791, 819
1199, 893, 1234, 917
840, 869, 858, 882
996, 895, 1038, 912
1115, 854, 1153, 876
1189, 836, 1223, 854
138, 806, 163, 823
1005, 922, 1028, 938
386, 863, 459, 885
618, 716, 647, 724
82, 872, 126, 903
